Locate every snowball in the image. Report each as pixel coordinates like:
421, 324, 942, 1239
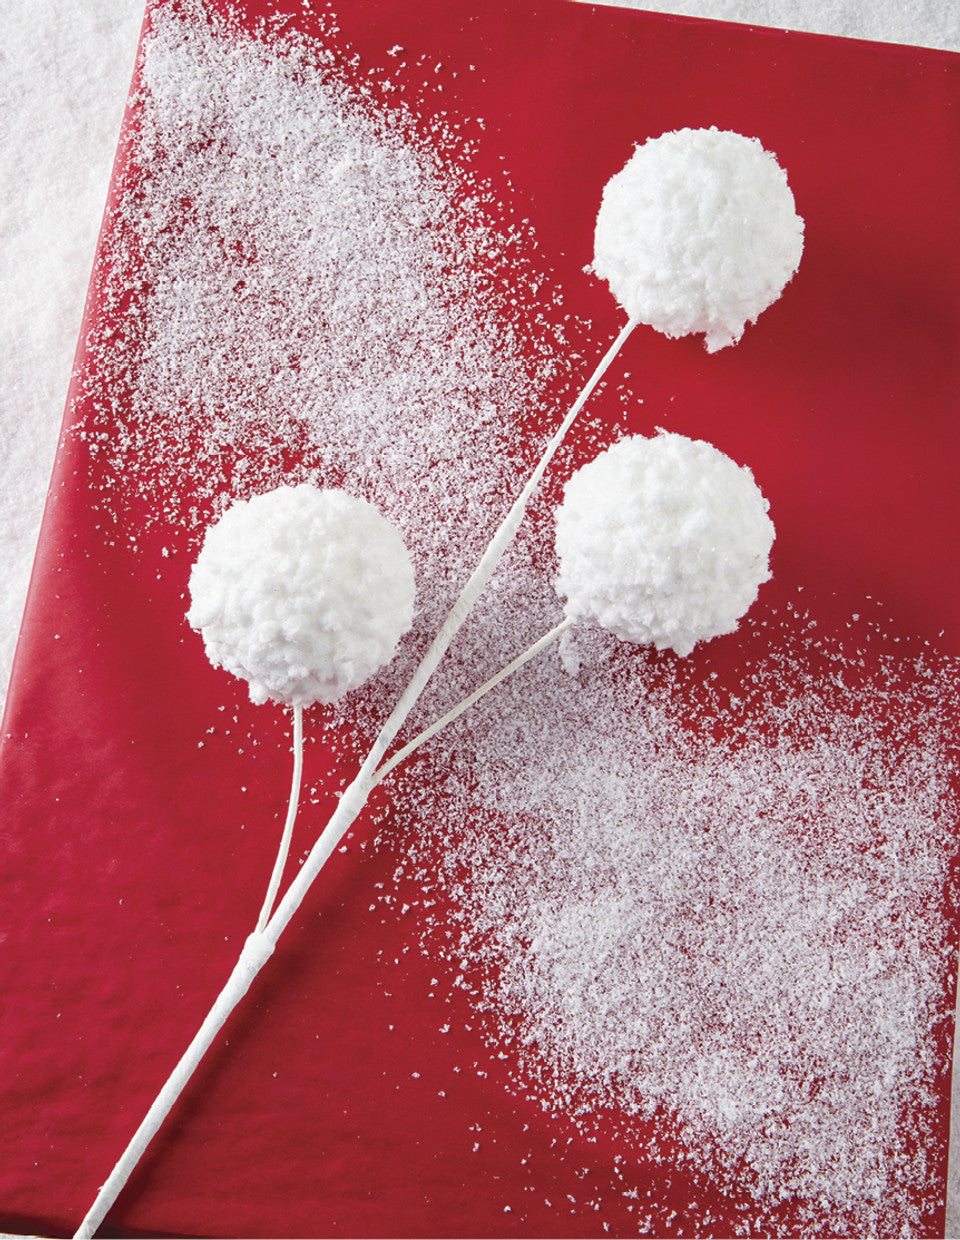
593, 127, 804, 351
554, 432, 774, 656
187, 485, 415, 706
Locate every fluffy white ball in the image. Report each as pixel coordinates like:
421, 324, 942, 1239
554, 432, 774, 656
594, 127, 804, 351
187, 485, 415, 706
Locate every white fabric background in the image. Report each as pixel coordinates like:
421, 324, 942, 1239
1, 1, 958, 1232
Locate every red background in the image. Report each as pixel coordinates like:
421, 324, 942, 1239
1, 1, 959, 1236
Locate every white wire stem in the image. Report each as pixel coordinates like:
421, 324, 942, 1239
258, 317, 637, 948
370, 616, 573, 790
74, 705, 304, 1240
350, 315, 637, 784
73, 928, 276, 1240
256, 704, 303, 933
73, 316, 635, 1238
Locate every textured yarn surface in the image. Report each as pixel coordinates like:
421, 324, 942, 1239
593, 127, 804, 350
187, 485, 415, 706
554, 431, 775, 654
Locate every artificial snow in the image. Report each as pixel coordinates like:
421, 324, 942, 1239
593, 127, 804, 350
554, 431, 774, 654
187, 485, 415, 706
79, 1, 562, 595
401, 606, 958, 1237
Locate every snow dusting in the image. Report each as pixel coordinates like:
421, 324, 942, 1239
395, 610, 957, 1235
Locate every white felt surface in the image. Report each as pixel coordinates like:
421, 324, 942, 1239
584, 0, 960, 50
1, 1, 958, 1232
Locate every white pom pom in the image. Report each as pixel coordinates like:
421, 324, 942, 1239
594, 127, 804, 351
187, 485, 415, 706
554, 432, 774, 656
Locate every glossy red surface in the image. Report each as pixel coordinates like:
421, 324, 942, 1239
1, 2, 958, 1236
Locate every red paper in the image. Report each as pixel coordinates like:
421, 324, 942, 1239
2, 2, 959, 1237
